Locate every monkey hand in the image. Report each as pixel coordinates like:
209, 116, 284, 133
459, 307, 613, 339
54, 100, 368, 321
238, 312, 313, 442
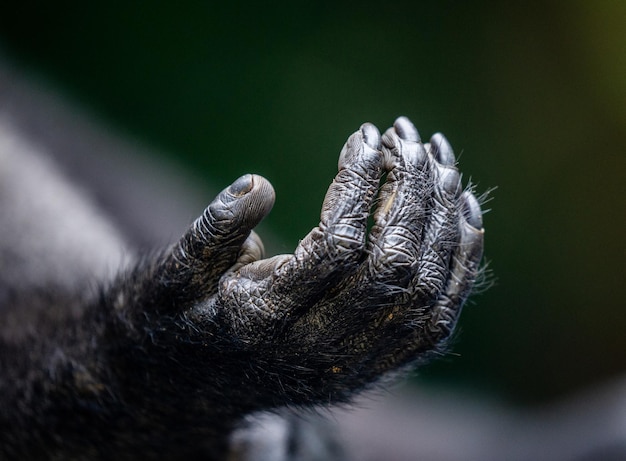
111, 116, 484, 415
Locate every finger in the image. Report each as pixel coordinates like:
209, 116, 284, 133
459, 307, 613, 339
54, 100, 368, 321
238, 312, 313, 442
320, 122, 383, 257
365, 190, 484, 371
283, 118, 431, 353
411, 133, 463, 303
266, 123, 384, 308
424, 190, 484, 344
162, 174, 275, 301
358, 132, 465, 367
365, 116, 431, 291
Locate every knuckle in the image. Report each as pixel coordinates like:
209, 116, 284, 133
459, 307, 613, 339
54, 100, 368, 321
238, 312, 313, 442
371, 231, 420, 285
326, 222, 365, 254
415, 265, 449, 298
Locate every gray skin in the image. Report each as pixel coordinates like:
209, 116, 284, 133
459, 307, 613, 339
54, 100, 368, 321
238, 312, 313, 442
0, 116, 484, 460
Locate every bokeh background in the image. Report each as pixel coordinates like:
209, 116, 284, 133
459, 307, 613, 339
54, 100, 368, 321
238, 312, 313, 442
0, 1, 624, 406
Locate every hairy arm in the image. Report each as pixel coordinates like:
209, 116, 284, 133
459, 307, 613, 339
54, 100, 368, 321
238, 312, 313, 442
0, 117, 484, 460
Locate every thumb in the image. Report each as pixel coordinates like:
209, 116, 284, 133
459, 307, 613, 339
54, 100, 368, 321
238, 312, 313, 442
162, 174, 275, 303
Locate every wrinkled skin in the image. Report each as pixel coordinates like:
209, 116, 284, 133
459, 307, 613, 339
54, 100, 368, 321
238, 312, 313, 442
0, 117, 484, 460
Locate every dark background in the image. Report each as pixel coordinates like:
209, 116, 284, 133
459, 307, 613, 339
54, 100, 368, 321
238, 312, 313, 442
0, 1, 624, 405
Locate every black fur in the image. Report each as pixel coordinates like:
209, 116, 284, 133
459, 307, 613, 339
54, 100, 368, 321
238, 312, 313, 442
0, 115, 484, 460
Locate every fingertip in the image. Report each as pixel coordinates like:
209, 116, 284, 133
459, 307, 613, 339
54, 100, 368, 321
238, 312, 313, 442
360, 122, 381, 151
338, 124, 383, 171
430, 133, 455, 166
461, 191, 483, 230
382, 118, 427, 169
394, 116, 420, 143
216, 174, 276, 228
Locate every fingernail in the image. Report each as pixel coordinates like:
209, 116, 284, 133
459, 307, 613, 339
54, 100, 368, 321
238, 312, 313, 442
229, 174, 254, 196
394, 116, 420, 143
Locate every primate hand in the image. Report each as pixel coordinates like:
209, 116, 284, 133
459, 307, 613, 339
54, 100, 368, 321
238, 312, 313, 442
115, 117, 484, 412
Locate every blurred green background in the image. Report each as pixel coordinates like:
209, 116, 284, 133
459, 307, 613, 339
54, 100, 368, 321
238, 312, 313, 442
0, 1, 624, 404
